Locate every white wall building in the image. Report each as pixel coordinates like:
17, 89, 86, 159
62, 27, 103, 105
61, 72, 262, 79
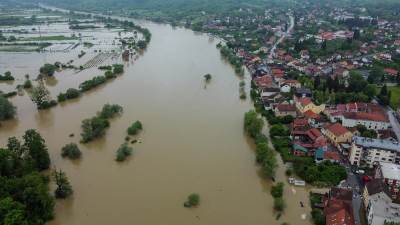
339, 112, 390, 130
375, 162, 400, 196
366, 190, 400, 225
349, 136, 400, 167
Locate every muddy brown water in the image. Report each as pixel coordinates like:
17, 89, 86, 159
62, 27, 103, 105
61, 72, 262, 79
0, 17, 312, 225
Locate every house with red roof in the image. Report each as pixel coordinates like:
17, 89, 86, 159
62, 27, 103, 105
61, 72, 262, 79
384, 68, 398, 76
292, 126, 328, 156
323, 188, 355, 225
254, 75, 273, 89
274, 104, 297, 117
323, 123, 353, 147
295, 96, 326, 114
340, 112, 390, 130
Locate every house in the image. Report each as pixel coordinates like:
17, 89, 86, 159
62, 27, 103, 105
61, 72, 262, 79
292, 127, 328, 155
323, 123, 353, 147
274, 104, 297, 117
314, 148, 341, 164
375, 162, 400, 197
340, 112, 390, 130
304, 110, 322, 127
295, 87, 312, 98
254, 75, 274, 89
261, 88, 282, 110
323, 188, 355, 225
349, 136, 400, 167
292, 144, 310, 156
295, 97, 326, 114
384, 68, 399, 76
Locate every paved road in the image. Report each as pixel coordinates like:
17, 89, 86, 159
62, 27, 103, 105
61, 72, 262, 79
340, 164, 362, 225
387, 107, 400, 141
268, 13, 294, 59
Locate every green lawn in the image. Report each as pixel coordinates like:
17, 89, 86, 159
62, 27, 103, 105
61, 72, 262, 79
388, 86, 400, 109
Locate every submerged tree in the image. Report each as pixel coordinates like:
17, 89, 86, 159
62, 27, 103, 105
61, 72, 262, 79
53, 170, 73, 199
30, 80, 56, 109
23, 129, 50, 171
0, 95, 16, 121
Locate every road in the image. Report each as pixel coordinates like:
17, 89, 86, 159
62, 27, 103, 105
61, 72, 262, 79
387, 107, 400, 141
340, 164, 363, 225
268, 13, 294, 59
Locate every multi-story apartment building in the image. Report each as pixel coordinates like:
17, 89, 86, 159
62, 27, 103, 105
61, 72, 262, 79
375, 162, 400, 196
349, 136, 400, 167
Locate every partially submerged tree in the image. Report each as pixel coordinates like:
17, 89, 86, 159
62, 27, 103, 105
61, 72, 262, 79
53, 170, 73, 198
0, 95, 16, 121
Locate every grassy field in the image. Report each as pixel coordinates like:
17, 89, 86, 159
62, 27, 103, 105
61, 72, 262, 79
388, 85, 400, 109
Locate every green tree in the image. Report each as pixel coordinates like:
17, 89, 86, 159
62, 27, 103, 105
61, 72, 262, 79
39, 64, 57, 76
98, 104, 123, 119
271, 182, 284, 198
115, 143, 133, 162
81, 117, 110, 143
127, 121, 143, 135
61, 143, 82, 159
244, 110, 264, 138
30, 80, 53, 109
53, 170, 73, 198
274, 197, 286, 212
184, 193, 200, 207
0, 95, 16, 121
0, 198, 28, 225
23, 129, 50, 171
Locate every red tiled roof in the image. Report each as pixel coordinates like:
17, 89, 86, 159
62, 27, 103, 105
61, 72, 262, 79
298, 97, 312, 106
276, 104, 296, 112
307, 128, 323, 141
384, 68, 398, 76
324, 151, 340, 161
327, 123, 350, 136
254, 75, 273, 88
342, 112, 388, 122
272, 68, 284, 76
304, 110, 320, 119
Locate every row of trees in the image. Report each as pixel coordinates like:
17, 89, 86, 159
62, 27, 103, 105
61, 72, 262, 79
244, 110, 278, 179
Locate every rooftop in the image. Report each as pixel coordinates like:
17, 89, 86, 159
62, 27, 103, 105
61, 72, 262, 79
327, 123, 350, 136
342, 112, 388, 122
379, 162, 400, 181
353, 136, 400, 152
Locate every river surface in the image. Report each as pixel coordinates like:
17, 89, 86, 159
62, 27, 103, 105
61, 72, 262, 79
0, 15, 312, 225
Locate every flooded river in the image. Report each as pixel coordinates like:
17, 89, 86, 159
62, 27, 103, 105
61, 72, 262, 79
0, 15, 312, 225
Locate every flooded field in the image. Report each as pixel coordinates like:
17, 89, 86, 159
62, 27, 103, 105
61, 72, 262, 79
0, 12, 313, 225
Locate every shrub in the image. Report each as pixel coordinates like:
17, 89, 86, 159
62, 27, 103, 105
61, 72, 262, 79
115, 143, 133, 161
98, 65, 112, 70
81, 116, 110, 143
112, 64, 124, 74
0, 71, 15, 81
244, 110, 264, 138
39, 64, 57, 76
104, 70, 116, 79
61, 143, 82, 159
204, 74, 212, 81
127, 121, 143, 135
57, 93, 67, 102
99, 104, 123, 119
0, 95, 16, 120
53, 170, 73, 199
65, 88, 80, 99
79, 76, 107, 92
274, 197, 286, 212
271, 182, 284, 198
184, 193, 200, 207
23, 79, 32, 88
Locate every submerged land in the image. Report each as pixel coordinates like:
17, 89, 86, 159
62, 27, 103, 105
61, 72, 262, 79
1, 0, 400, 225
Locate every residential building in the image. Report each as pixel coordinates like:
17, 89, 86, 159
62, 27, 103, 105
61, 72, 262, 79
365, 183, 400, 225
314, 148, 341, 164
349, 136, 400, 167
295, 97, 326, 114
375, 162, 400, 196
339, 112, 390, 130
324, 188, 355, 225
363, 178, 391, 210
274, 104, 297, 117
323, 123, 353, 147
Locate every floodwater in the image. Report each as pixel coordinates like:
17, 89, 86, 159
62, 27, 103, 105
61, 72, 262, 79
0, 15, 312, 225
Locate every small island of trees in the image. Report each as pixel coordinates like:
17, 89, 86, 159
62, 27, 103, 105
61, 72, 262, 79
115, 143, 133, 161
81, 104, 123, 143
0, 95, 16, 121
61, 143, 82, 159
127, 120, 143, 135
